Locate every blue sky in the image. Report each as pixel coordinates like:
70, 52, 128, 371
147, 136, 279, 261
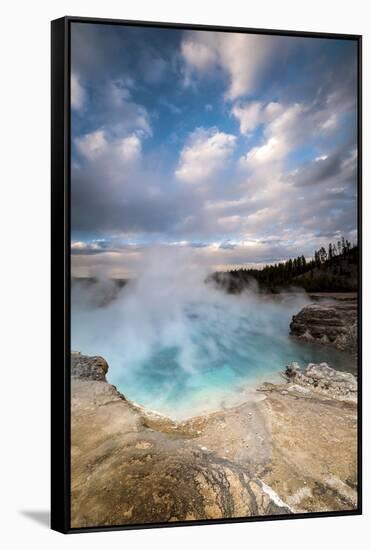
70, 23, 358, 278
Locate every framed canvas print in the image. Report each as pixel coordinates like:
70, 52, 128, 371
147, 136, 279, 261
51, 16, 362, 533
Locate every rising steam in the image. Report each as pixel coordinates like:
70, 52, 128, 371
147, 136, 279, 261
71, 246, 313, 417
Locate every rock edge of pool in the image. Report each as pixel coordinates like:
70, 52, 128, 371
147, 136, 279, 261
70, 349, 358, 527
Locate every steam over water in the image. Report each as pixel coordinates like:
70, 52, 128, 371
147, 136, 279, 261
71, 249, 355, 419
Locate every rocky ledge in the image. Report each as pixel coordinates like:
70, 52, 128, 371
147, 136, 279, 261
290, 299, 357, 351
71, 355, 291, 528
259, 361, 357, 403
71, 354, 358, 528
71, 352, 108, 381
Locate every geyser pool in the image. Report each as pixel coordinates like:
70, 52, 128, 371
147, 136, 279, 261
106, 305, 355, 418
71, 275, 356, 419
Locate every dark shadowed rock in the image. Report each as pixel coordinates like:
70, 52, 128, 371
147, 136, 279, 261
290, 300, 357, 351
71, 354, 109, 381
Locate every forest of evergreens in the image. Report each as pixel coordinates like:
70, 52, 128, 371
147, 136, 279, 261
212, 237, 358, 293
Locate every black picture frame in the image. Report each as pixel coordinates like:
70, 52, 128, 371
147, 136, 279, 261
51, 15, 362, 534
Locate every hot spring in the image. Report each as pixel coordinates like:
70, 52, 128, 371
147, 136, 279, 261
71, 264, 356, 419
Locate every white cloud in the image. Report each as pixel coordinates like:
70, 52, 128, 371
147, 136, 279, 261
75, 130, 142, 165
71, 240, 103, 252
181, 32, 281, 100
103, 80, 152, 138
205, 197, 249, 212
241, 137, 287, 167
217, 215, 242, 232
75, 130, 108, 159
181, 38, 218, 73
267, 103, 304, 141
232, 100, 283, 134
321, 113, 338, 131
239, 103, 305, 167
175, 127, 236, 183
119, 135, 141, 162
69, 27, 358, 281
218, 34, 276, 100
232, 101, 264, 134
71, 73, 86, 111
71, 241, 87, 250
239, 95, 345, 171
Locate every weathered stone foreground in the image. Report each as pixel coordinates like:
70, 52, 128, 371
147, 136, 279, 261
71, 354, 357, 528
259, 361, 357, 402
290, 299, 357, 351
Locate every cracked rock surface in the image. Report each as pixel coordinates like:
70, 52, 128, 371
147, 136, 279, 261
290, 300, 357, 351
71, 354, 357, 528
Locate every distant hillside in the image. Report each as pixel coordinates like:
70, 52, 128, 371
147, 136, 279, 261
211, 239, 358, 293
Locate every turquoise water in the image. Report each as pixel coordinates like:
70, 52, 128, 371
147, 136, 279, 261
109, 305, 356, 417
71, 283, 356, 419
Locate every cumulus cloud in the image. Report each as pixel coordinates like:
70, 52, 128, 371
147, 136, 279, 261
242, 136, 287, 167
71, 122, 202, 238
231, 101, 265, 135
181, 37, 218, 73
181, 31, 288, 100
232, 101, 282, 135
101, 80, 152, 137
175, 127, 236, 183
70, 24, 358, 278
71, 73, 86, 110
119, 135, 142, 162
71, 240, 112, 255
238, 103, 302, 167
75, 130, 142, 164
75, 129, 108, 159
238, 93, 352, 170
